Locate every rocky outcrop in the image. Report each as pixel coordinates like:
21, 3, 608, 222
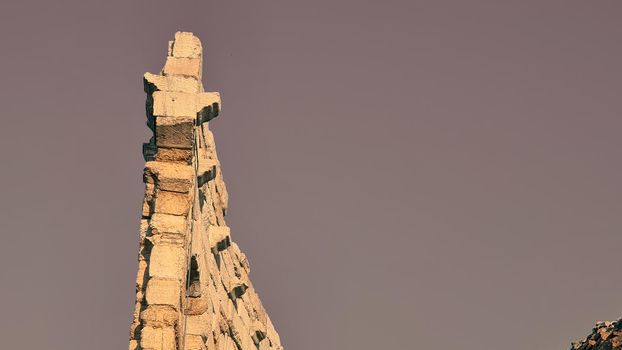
129, 32, 282, 350
571, 319, 622, 350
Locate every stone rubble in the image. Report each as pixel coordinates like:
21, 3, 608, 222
129, 32, 282, 350
571, 319, 622, 350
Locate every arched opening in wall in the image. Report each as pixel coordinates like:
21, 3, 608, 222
186, 255, 201, 298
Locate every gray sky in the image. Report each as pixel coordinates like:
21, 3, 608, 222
1, 1, 621, 349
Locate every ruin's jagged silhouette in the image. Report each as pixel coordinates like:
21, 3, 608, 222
129, 32, 282, 350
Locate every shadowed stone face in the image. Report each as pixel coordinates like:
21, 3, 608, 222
129, 32, 283, 350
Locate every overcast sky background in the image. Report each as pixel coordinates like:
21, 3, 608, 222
1, 1, 622, 349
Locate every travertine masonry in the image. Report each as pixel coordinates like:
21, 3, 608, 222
129, 32, 282, 350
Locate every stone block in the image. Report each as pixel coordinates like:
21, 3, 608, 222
206, 336, 217, 350
258, 338, 271, 350
129, 339, 139, 350
201, 127, 217, 157
266, 316, 281, 346
216, 175, 229, 211
156, 118, 194, 149
140, 219, 150, 240
185, 313, 211, 336
154, 190, 191, 216
142, 183, 156, 218
144, 72, 200, 94
129, 300, 142, 340
149, 244, 185, 279
144, 161, 194, 193
140, 325, 176, 350
207, 226, 230, 250
171, 32, 202, 58
245, 290, 266, 325
185, 294, 209, 315
156, 147, 193, 163
218, 297, 236, 321
198, 158, 218, 176
236, 298, 252, 328
145, 278, 181, 307
228, 315, 256, 350
150, 233, 184, 247
164, 57, 202, 78
197, 92, 222, 111
142, 202, 152, 219
185, 334, 207, 350
140, 305, 178, 328
152, 91, 221, 119
252, 317, 268, 342
169, 75, 201, 93
220, 251, 246, 291
197, 168, 217, 191
150, 213, 187, 235
136, 259, 148, 291
152, 91, 198, 118
228, 243, 250, 274
215, 334, 236, 350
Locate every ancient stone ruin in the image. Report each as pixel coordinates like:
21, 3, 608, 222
129, 32, 283, 350
571, 319, 622, 350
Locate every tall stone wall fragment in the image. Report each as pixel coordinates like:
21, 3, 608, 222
129, 32, 283, 350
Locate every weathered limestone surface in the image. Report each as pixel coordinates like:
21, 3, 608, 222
130, 32, 283, 350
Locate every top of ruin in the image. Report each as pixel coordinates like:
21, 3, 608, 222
168, 31, 202, 59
